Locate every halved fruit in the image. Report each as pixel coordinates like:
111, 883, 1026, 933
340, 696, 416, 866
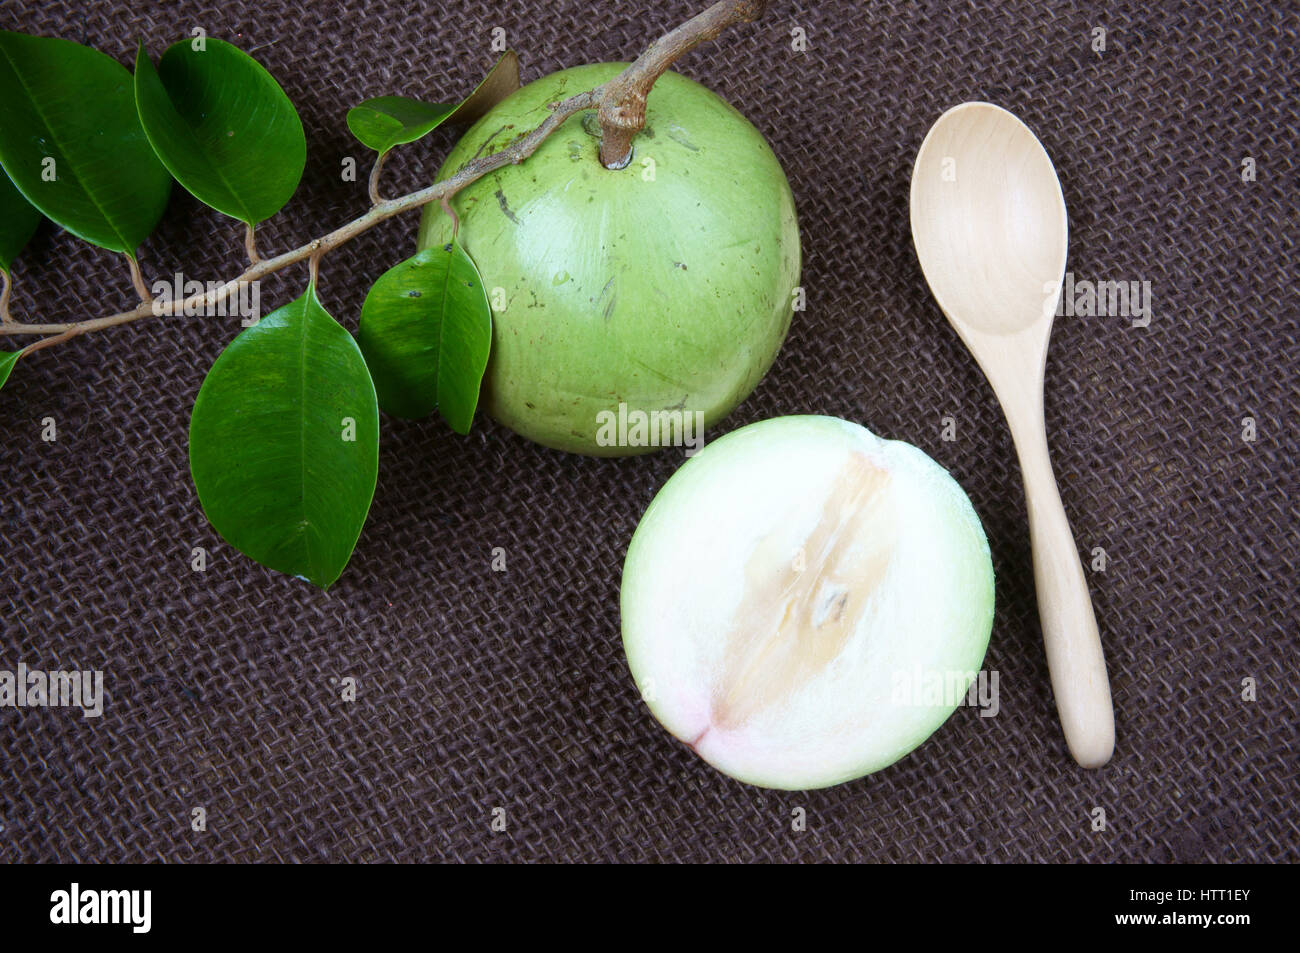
620, 415, 995, 789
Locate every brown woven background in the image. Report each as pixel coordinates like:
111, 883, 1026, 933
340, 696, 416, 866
0, 0, 1296, 863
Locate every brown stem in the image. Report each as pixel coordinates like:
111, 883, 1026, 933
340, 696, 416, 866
3, 88, 599, 340
244, 222, 261, 264
2, 1, 762, 347
440, 194, 460, 238
368, 150, 389, 205
126, 254, 152, 304
0, 270, 13, 326
308, 243, 323, 286
597, 0, 770, 169
18, 323, 83, 356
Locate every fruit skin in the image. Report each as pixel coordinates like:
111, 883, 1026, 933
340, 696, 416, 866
419, 63, 800, 456
620, 416, 995, 790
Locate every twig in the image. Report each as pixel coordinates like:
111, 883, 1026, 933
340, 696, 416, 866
1, 1, 769, 348
3, 88, 600, 339
597, 0, 770, 168
18, 323, 82, 356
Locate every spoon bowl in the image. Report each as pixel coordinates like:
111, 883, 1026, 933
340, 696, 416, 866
910, 102, 1115, 768
911, 103, 1068, 337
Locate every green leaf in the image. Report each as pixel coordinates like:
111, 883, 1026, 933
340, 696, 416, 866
346, 97, 455, 155
0, 31, 171, 254
134, 38, 305, 225
189, 285, 379, 589
0, 168, 41, 272
0, 349, 20, 392
445, 51, 520, 127
357, 241, 492, 433
345, 51, 519, 155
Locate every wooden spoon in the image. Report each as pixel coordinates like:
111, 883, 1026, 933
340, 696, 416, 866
909, 101, 1114, 768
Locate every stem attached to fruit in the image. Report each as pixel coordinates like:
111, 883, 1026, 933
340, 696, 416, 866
596, 0, 770, 169
1, 0, 766, 352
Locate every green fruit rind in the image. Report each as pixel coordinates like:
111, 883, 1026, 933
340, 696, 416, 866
419, 63, 800, 456
620, 416, 995, 790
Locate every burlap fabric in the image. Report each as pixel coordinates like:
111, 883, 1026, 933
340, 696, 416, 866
0, 0, 1295, 863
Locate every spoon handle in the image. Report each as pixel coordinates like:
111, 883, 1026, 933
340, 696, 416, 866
1007, 404, 1115, 768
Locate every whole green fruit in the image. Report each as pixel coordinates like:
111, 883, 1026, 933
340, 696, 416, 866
418, 63, 800, 455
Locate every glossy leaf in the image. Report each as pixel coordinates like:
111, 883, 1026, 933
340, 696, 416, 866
0, 31, 170, 253
0, 350, 19, 392
445, 51, 520, 127
189, 286, 379, 589
347, 97, 455, 155
345, 51, 519, 155
134, 38, 305, 225
356, 242, 491, 432
0, 168, 40, 272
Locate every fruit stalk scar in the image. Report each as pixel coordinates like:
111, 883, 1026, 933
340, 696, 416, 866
597, 0, 772, 169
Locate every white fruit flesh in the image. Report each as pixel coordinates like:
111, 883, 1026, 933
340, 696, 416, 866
620, 416, 995, 789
